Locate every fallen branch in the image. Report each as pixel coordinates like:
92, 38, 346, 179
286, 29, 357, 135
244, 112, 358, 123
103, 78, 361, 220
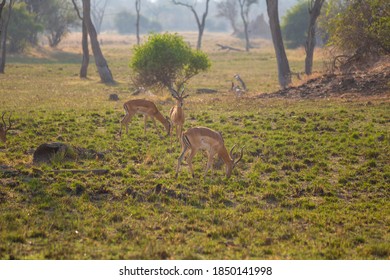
51, 169, 109, 175
216, 44, 243, 52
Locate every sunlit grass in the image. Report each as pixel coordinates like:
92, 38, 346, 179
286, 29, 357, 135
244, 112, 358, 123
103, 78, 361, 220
0, 32, 389, 260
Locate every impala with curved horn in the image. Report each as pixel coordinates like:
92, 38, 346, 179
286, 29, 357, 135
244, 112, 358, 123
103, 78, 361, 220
0, 112, 12, 144
169, 86, 189, 144
120, 99, 171, 139
176, 126, 244, 178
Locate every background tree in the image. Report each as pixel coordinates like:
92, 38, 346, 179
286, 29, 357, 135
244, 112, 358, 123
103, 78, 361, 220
305, 0, 325, 75
42, 0, 79, 47
0, 0, 15, 73
114, 11, 162, 34
71, 0, 89, 78
266, 0, 291, 88
281, 0, 309, 49
91, 0, 108, 34
238, 0, 258, 52
82, 0, 114, 84
130, 33, 210, 92
216, 0, 239, 35
6, 2, 41, 53
0, 0, 5, 19
135, 0, 141, 45
172, 0, 210, 50
323, 0, 389, 67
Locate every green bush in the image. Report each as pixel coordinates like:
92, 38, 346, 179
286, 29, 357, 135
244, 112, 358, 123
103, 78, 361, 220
321, 0, 390, 55
130, 33, 211, 89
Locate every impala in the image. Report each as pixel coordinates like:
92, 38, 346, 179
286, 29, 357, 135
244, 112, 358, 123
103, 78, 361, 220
120, 99, 171, 138
231, 74, 247, 97
169, 87, 189, 144
176, 126, 244, 178
0, 112, 12, 144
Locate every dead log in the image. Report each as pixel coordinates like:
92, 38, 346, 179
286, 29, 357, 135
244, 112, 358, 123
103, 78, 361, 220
216, 44, 243, 52
51, 169, 109, 175
196, 88, 218, 94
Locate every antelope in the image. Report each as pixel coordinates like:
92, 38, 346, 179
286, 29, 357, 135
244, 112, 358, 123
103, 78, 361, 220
169, 86, 189, 144
0, 112, 12, 144
120, 99, 171, 138
176, 126, 244, 178
231, 82, 245, 97
231, 74, 247, 97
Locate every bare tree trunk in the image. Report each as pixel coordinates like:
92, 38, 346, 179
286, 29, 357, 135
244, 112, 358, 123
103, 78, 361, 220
80, 19, 90, 78
0, 0, 13, 74
91, 0, 108, 34
238, 0, 250, 52
216, 0, 239, 36
72, 0, 89, 78
305, 0, 324, 75
0, 0, 5, 19
173, 0, 210, 50
82, 0, 114, 84
266, 0, 291, 88
135, 0, 141, 45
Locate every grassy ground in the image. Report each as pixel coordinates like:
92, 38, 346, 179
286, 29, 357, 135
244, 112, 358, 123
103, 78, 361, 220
0, 33, 389, 260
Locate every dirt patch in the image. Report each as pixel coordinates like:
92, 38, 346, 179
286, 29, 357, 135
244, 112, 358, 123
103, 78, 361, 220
257, 58, 390, 99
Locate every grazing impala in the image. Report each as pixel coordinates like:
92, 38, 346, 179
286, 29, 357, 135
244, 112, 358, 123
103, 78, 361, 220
120, 99, 171, 138
0, 112, 12, 144
169, 86, 189, 144
176, 126, 244, 178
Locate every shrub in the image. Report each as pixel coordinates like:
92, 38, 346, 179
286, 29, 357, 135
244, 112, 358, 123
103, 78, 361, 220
130, 33, 211, 90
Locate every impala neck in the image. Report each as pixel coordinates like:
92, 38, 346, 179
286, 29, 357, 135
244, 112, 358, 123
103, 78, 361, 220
154, 111, 170, 131
218, 146, 234, 177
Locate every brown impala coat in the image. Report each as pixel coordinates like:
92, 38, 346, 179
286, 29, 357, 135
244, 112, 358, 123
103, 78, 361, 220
176, 126, 243, 178
120, 99, 171, 138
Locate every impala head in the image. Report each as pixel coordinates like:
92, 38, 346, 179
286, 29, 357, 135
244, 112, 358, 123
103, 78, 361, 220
170, 86, 189, 108
227, 144, 244, 178
0, 112, 13, 144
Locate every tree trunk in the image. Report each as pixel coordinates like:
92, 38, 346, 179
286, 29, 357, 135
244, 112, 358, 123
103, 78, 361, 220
173, 0, 210, 50
0, 0, 13, 74
266, 0, 291, 88
82, 0, 114, 84
135, 0, 141, 45
80, 19, 89, 78
239, 0, 250, 52
305, 0, 324, 75
72, 0, 89, 78
0, 0, 5, 20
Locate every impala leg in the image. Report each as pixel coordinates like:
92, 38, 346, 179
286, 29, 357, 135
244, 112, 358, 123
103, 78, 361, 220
204, 152, 215, 178
150, 117, 163, 138
177, 125, 182, 141
176, 145, 188, 178
187, 149, 197, 178
143, 115, 148, 134
120, 113, 133, 137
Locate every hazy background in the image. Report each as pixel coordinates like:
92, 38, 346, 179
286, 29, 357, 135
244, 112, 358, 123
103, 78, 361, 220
96, 0, 299, 34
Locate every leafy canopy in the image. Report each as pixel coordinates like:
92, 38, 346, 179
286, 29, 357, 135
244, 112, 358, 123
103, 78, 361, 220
281, 0, 310, 49
322, 0, 390, 55
130, 33, 211, 90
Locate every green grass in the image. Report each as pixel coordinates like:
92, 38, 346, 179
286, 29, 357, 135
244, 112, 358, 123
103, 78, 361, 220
0, 33, 389, 260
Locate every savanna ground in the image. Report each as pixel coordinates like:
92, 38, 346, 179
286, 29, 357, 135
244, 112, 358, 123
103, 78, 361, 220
0, 32, 389, 260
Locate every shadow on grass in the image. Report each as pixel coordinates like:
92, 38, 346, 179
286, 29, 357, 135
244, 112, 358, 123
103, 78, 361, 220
7, 48, 84, 65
